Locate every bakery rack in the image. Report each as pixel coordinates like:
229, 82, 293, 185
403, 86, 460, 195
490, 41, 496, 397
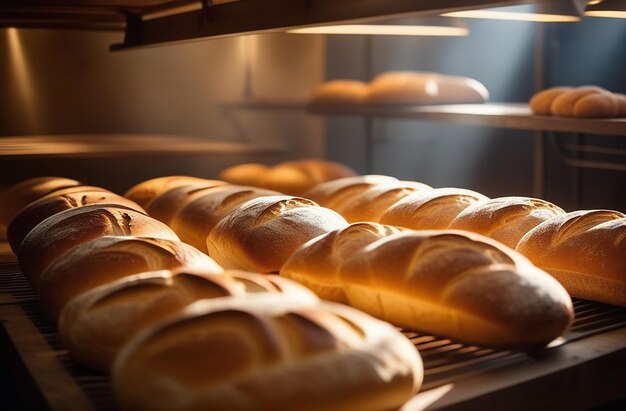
2, 245, 626, 411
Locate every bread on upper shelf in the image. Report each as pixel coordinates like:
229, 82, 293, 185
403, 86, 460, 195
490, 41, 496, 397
112, 295, 423, 411
308, 80, 370, 106
282, 224, 574, 348
37, 235, 219, 320
517, 209, 626, 307
207, 195, 348, 273
7, 186, 144, 254
529, 86, 626, 118
59, 268, 317, 371
365, 71, 490, 105
447, 196, 565, 249
18, 205, 179, 284
219, 159, 357, 196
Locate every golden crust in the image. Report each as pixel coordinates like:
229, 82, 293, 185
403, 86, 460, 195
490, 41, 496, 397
112, 297, 422, 411
18, 205, 179, 285
207, 196, 348, 273
124, 176, 209, 208
38, 236, 219, 320
529, 87, 572, 115
308, 80, 369, 106
517, 210, 626, 306
303, 175, 399, 210
447, 196, 565, 248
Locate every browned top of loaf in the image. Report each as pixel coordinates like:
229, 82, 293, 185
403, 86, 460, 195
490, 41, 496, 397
18, 204, 179, 284
8, 188, 143, 254
280, 222, 404, 303
112, 298, 421, 411
448, 196, 565, 248
516, 210, 626, 284
124, 176, 210, 208
218, 164, 269, 187
336, 181, 432, 223
37, 236, 219, 320
308, 80, 369, 105
303, 175, 399, 210
341, 230, 573, 345
144, 180, 225, 225
379, 187, 488, 230
0, 177, 81, 226
207, 196, 348, 273
170, 185, 280, 252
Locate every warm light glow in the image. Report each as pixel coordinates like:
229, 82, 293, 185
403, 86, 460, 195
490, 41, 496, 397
585, 10, 626, 17
288, 24, 469, 36
444, 10, 580, 22
7, 28, 41, 132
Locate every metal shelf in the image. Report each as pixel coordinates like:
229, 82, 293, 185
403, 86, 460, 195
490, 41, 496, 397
0, 134, 284, 159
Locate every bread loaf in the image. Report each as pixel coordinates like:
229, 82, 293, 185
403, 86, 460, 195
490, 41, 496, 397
170, 185, 279, 252
207, 196, 348, 272
281, 223, 403, 303
0, 177, 81, 235
303, 175, 399, 210
124, 176, 209, 208
308, 80, 369, 106
112, 296, 423, 411
18, 205, 179, 284
365, 71, 489, 105
7, 187, 144, 254
379, 188, 488, 230
219, 159, 357, 196
335, 181, 432, 223
448, 196, 565, 248
517, 210, 626, 306
529, 87, 573, 115
530, 86, 626, 118
340, 230, 573, 347
37, 236, 219, 320
144, 180, 225, 225
59, 268, 317, 371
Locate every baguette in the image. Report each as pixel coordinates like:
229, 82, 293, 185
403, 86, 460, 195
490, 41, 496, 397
124, 176, 210, 208
59, 268, 317, 371
37, 236, 219, 320
18, 205, 179, 285
112, 296, 423, 411
379, 187, 488, 230
516, 210, 626, 306
170, 185, 279, 252
303, 175, 399, 210
447, 196, 565, 248
207, 196, 348, 272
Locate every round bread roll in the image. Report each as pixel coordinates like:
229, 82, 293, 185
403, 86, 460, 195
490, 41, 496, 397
207, 196, 348, 273
365, 71, 489, 105
170, 185, 280, 252
572, 91, 619, 118
529, 87, 573, 115
0, 177, 81, 234
336, 181, 432, 223
124, 176, 210, 208
7, 187, 143, 254
112, 296, 423, 411
220, 160, 357, 196
341, 230, 574, 348
379, 188, 488, 230
144, 180, 226, 225
448, 196, 565, 249
218, 163, 269, 187
59, 268, 317, 371
18, 205, 179, 284
281, 223, 403, 303
303, 175, 399, 210
517, 210, 626, 306
308, 80, 369, 106
37, 236, 219, 320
